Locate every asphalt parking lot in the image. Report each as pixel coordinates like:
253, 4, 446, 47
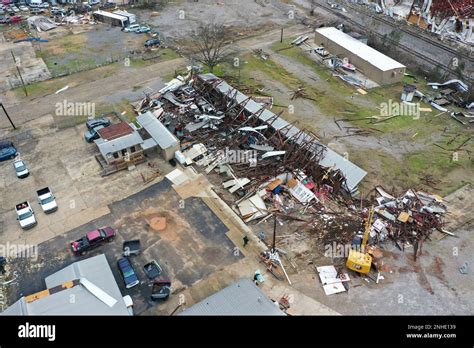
5, 178, 241, 315
0, 115, 169, 246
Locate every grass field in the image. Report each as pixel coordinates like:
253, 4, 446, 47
225, 41, 473, 196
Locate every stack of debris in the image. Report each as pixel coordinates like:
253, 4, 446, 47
369, 186, 448, 250
132, 71, 366, 202
26, 16, 58, 32
400, 79, 473, 125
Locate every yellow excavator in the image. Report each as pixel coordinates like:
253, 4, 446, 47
346, 206, 374, 274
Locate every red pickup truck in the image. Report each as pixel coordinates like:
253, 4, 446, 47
70, 227, 116, 256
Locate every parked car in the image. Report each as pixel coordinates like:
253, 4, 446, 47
10, 15, 23, 23
144, 38, 160, 48
31, 8, 45, 14
88, 0, 100, 5
100, 2, 115, 9
15, 201, 37, 229
143, 260, 162, 280
0, 140, 17, 161
0, 16, 10, 23
117, 257, 140, 289
123, 23, 140, 32
10, 6, 19, 12
135, 26, 151, 34
37, 187, 58, 213
70, 227, 116, 256
40, 2, 49, 8
85, 117, 111, 130
150, 280, 171, 301
19, 5, 29, 11
123, 240, 141, 256
84, 124, 105, 142
0, 10, 5, 15
13, 159, 29, 178
51, 9, 66, 16
315, 46, 329, 57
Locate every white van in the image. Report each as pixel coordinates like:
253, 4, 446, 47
123, 24, 140, 33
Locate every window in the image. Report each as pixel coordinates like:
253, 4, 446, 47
130, 146, 136, 153
122, 149, 127, 156
113, 152, 119, 159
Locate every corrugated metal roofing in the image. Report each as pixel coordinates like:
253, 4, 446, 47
179, 278, 285, 316
136, 111, 179, 149
205, 75, 367, 191
1, 254, 130, 315
315, 27, 406, 71
98, 122, 134, 141
93, 10, 128, 21
95, 131, 143, 157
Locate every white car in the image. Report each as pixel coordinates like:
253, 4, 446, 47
19, 5, 29, 11
315, 46, 329, 57
15, 201, 37, 229
13, 159, 29, 178
11, 6, 20, 12
40, 2, 49, 8
37, 187, 58, 214
123, 24, 140, 33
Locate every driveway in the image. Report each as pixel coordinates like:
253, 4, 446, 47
4, 179, 241, 315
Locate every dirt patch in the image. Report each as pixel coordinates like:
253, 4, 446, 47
146, 216, 167, 231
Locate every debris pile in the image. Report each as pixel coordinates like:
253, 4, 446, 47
26, 16, 58, 32
369, 186, 448, 250
364, 0, 474, 47
132, 71, 366, 208
401, 78, 473, 125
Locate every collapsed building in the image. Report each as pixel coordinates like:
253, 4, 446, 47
128, 72, 449, 279
373, 0, 473, 46
133, 73, 367, 196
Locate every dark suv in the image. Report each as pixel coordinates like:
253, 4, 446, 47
144, 38, 160, 48
86, 117, 111, 130
117, 257, 139, 289
0, 140, 17, 162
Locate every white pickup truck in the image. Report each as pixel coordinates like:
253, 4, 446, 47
15, 201, 37, 229
37, 187, 58, 213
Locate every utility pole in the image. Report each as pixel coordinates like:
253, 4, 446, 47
272, 214, 277, 253
0, 100, 16, 130
280, 27, 284, 43
238, 64, 241, 91
10, 51, 28, 97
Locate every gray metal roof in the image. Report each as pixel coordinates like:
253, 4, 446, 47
95, 130, 143, 157
2, 254, 130, 316
203, 74, 367, 191
136, 111, 179, 149
179, 278, 285, 316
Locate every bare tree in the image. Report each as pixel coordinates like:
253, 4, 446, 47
191, 23, 229, 73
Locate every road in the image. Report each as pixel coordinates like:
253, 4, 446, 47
0, 25, 311, 131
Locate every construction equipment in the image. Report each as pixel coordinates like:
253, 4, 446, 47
346, 207, 374, 274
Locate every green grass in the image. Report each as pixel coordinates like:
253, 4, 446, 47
13, 79, 69, 98
235, 41, 473, 196
55, 115, 89, 130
